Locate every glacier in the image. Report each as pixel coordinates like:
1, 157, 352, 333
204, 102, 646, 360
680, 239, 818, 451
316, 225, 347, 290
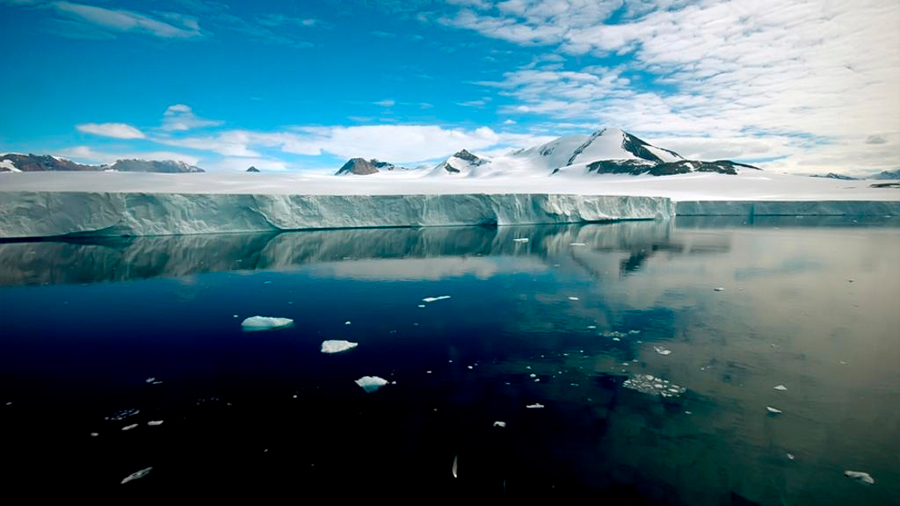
0, 191, 673, 239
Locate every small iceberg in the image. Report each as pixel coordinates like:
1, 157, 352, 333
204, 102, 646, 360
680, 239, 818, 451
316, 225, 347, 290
493, 421, 506, 427
526, 403, 545, 409
714, 287, 725, 292
121, 467, 152, 484
121, 424, 138, 431
147, 420, 163, 426
145, 377, 155, 383
766, 406, 783, 414
654, 346, 672, 356
355, 376, 388, 393
513, 238, 529, 243
422, 295, 451, 303
844, 470, 875, 485
774, 385, 788, 391
570, 242, 586, 246
568, 296, 579, 301
241, 316, 294, 332
321, 340, 358, 354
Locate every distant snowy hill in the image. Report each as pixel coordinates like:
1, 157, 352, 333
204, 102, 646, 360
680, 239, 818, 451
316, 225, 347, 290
810, 173, 859, 180
425, 127, 756, 178
872, 169, 900, 180
0, 153, 203, 173
335, 158, 409, 175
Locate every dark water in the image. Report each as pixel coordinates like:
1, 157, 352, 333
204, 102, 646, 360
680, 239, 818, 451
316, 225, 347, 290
1, 218, 898, 503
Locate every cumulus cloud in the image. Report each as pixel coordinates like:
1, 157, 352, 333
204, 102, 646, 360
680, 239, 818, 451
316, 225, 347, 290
76, 122, 145, 139
161, 104, 224, 132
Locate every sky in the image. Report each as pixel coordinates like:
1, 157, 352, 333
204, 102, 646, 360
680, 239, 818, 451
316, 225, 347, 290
0, 0, 898, 175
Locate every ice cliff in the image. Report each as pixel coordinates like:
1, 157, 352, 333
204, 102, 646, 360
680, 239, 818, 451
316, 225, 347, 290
0, 192, 674, 239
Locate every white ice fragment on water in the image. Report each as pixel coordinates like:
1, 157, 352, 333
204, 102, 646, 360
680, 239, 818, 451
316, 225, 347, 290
152, 381, 163, 385
345, 321, 351, 325
452, 455, 458, 478
241, 316, 294, 331
684, 411, 692, 415
623, 374, 686, 398
426, 370, 432, 374
786, 453, 795, 460
844, 470, 875, 485
147, 420, 163, 426
568, 296, 579, 301
233, 314, 239, 318
355, 376, 388, 393
526, 403, 545, 409
570, 242, 586, 246
529, 373, 537, 378
121, 467, 152, 484
145, 377, 155, 383
629, 330, 641, 335
654, 346, 672, 356
493, 421, 506, 428
90, 432, 99, 437
122, 424, 138, 431
418, 305, 426, 308
422, 295, 451, 303
467, 365, 474, 370
587, 325, 596, 329
714, 287, 725, 292
513, 238, 529, 243
321, 340, 358, 354
766, 406, 783, 414
774, 385, 788, 391
612, 337, 620, 341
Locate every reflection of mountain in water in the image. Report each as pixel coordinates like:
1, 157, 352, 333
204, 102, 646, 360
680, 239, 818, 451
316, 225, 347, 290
0, 220, 736, 286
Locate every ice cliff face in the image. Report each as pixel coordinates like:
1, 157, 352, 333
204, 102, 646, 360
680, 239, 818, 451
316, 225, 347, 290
0, 192, 675, 239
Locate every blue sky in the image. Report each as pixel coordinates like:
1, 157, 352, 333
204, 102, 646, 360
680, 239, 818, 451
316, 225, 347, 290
1, 0, 898, 174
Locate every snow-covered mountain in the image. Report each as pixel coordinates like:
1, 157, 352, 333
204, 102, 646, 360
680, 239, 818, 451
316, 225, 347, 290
335, 158, 409, 175
426, 127, 757, 178
0, 153, 204, 173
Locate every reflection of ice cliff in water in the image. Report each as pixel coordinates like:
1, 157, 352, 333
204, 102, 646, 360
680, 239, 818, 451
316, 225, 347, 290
0, 219, 739, 286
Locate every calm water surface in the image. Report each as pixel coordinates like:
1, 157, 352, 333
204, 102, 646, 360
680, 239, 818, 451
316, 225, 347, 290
1, 218, 898, 504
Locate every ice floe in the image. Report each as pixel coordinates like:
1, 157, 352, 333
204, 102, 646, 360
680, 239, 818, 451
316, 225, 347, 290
147, 420, 163, 426
653, 346, 672, 356
774, 385, 788, 391
122, 424, 138, 431
422, 295, 451, 303
121, 467, 152, 484
241, 316, 294, 331
766, 406, 783, 414
145, 377, 155, 383
623, 374, 686, 398
568, 296, 579, 301
493, 421, 506, 427
526, 403, 545, 409
570, 242, 586, 246
844, 470, 874, 485
714, 287, 725, 292
321, 340, 358, 354
355, 376, 388, 393
513, 238, 529, 243
106, 408, 139, 421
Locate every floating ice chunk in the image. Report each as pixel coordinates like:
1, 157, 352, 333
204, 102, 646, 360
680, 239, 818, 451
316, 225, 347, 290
147, 420, 163, 426
774, 385, 788, 391
422, 295, 451, 303
844, 470, 875, 485
152, 381, 163, 385
467, 365, 474, 370
526, 403, 545, 409
714, 287, 725, 292
426, 370, 432, 374
241, 316, 294, 331
623, 374, 686, 398
452, 455, 458, 478
529, 373, 537, 378
568, 296, 579, 301
233, 314, 238, 318
786, 453, 795, 460
106, 408, 139, 421
345, 321, 351, 325
654, 346, 672, 356
766, 406, 783, 414
587, 325, 596, 329
418, 304, 426, 308
355, 376, 388, 393
513, 238, 529, 243
612, 337, 620, 342
90, 432, 99, 437
321, 340, 358, 354
629, 330, 641, 335
493, 421, 506, 428
122, 424, 138, 431
121, 467, 152, 484
145, 377, 155, 383
570, 242, 586, 246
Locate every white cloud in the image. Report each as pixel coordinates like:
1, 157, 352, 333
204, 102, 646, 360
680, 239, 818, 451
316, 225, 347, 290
50, 1, 205, 39
374, 99, 396, 107
161, 104, 224, 131
448, 0, 900, 174
76, 122, 145, 139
